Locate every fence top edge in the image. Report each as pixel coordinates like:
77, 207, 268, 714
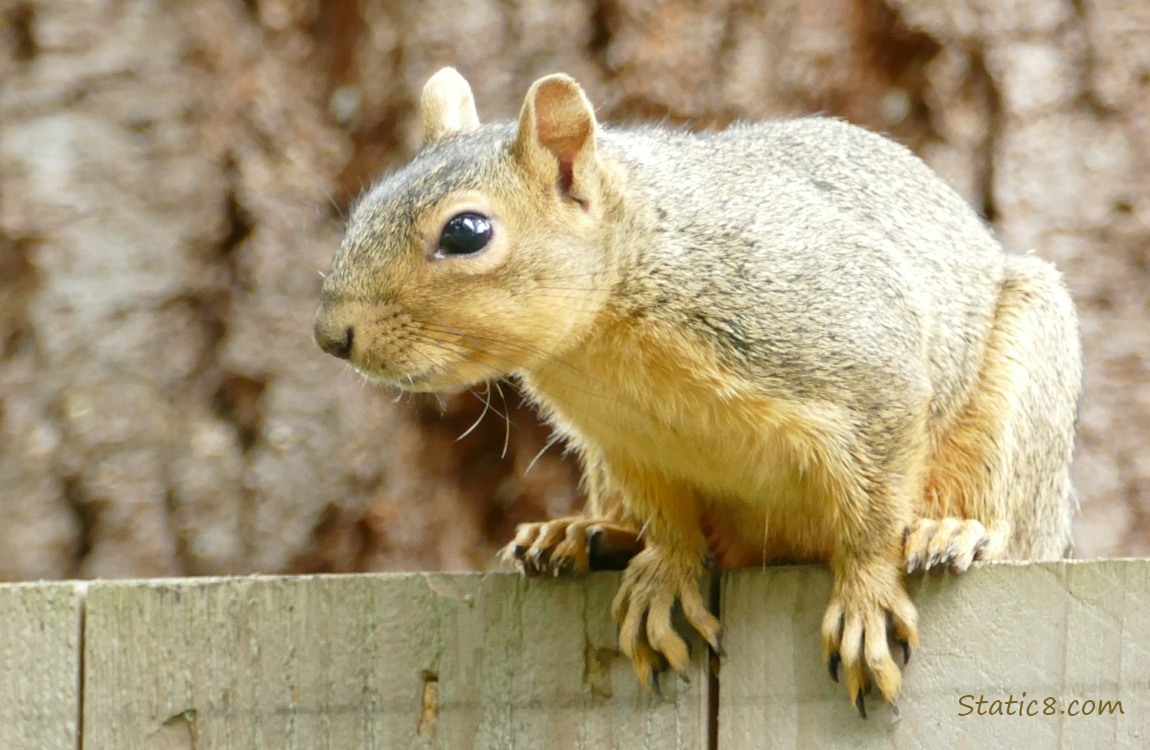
0, 557, 1143, 592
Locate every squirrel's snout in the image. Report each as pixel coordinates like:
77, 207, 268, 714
313, 313, 354, 360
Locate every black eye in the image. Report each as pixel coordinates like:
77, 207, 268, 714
438, 212, 493, 257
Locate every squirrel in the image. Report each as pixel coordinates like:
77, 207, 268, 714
313, 67, 1082, 716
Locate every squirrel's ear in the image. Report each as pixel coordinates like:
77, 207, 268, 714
514, 74, 598, 203
421, 67, 480, 144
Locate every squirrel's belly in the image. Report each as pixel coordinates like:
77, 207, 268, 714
555, 387, 849, 561
631, 397, 848, 563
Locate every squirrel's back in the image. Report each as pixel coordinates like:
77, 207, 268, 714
595, 118, 1005, 423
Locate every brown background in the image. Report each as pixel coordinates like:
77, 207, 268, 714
1, 0, 1147, 580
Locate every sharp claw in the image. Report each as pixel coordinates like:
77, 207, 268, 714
905, 555, 919, 575
898, 638, 910, 666
586, 527, 602, 554
828, 652, 841, 683
711, 633, 726, 659
855, 691, 868, 719
925, 552, 940, 570
528, 551, 551, 576
649, 671, 662, 697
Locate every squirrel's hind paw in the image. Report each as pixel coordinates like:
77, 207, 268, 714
500, 517, 643, 577
821, 569, 918, 717
612, 548, 721, 687
903, 518, 1008, 575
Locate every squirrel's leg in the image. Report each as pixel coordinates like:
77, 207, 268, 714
821, 459, 920, 717
906, 256, 1080, 573
608, 467, 720, 692
501, 449, 643, 576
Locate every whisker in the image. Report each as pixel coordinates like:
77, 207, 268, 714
477, 381, 516, 429
322, 186, 345, 221
524, 432, 563, 476
494, 380, 511, 460
457, 385, 492, 442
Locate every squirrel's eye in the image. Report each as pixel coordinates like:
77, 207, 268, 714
438, 212, 493, 257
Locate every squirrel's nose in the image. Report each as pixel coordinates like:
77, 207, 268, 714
313, 313, 354, 360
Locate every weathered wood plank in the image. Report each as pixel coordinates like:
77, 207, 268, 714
0, 582, 82, 750
718, 560, 1149, 748
82, 572, 708, 749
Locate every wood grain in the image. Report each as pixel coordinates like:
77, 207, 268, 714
0, 582, 82, 750
718, 560, 1148, 748
81, 572, 709, 749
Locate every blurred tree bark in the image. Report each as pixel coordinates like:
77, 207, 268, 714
0, 0, 1147, 579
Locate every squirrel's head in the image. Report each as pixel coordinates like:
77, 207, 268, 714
313, 67, 615, 391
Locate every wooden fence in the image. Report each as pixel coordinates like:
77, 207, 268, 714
0, 560, 1145, 748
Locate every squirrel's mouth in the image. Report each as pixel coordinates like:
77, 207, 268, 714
354, 366, 446, 393
346, 332, 515, 393
353, 361, 493, 394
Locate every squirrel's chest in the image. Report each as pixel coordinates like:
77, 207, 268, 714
520, 332, 836, 504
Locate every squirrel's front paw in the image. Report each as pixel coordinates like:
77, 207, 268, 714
500, 517, 643, 577
904, 518, 1008, 574
611, 548, 721, 693
821, 565, 918, 718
